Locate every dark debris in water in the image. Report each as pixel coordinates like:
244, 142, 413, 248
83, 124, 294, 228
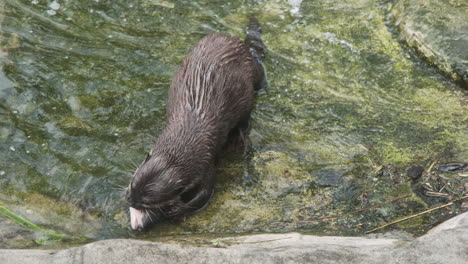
293, 158, 467, 236
407, 165, 424, 181
415, 160, 467, 201
437, 163, 467, 172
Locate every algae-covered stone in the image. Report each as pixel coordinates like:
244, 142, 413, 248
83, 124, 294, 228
57, 116, 95, 136
0, 189, 100, 247
391, 0, 468, 87
252, 150, 314, 197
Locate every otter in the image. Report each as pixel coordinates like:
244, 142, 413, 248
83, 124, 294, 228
125, 18, 265, 230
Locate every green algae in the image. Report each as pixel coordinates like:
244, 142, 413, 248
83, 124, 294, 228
373, 142, 415, 165
0, 185, 100, 248
0, 204, 66, 244
58, 116, 96, 135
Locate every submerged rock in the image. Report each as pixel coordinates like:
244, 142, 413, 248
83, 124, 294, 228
0, 190, 101, 247
391, 0, 468, 88
406, 165, 424, 180
313, 167, 347, 187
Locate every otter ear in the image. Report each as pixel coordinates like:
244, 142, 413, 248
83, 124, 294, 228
144, 148, 154, 163
144, 153, 152, 162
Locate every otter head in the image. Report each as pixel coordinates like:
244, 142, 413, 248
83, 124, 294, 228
125, 150, 214, 230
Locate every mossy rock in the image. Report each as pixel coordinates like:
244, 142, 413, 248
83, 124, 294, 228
390, 0, 468, 88
57, 116, 95, 136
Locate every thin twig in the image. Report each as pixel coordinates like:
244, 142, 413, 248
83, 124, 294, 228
427, 158, 439, 173
424, 158, 439, 181
348, 194, 411, 215
365, 195, 468, 234
424, 191, 450, 198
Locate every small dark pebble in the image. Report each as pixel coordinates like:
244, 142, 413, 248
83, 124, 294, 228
407, 165, 424, 180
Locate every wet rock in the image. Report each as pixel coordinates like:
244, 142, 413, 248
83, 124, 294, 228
57, 116, 95, 136
406, 165, 424, 180
0, 191, 101, 246
0, 212, 467, 264
313, 168, 346, 187
0, 218, 36, 249
390, 0, 468, 88
252, 150, 314, 197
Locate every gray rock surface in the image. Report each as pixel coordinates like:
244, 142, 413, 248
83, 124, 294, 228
391, 0, 468, 87
1, 212, 467, 264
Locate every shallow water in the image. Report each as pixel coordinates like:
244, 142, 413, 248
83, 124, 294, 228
0, 0, 467, 248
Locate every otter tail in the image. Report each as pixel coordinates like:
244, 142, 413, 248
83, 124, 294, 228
245, 17, 266, 89
245, 17, 265, 64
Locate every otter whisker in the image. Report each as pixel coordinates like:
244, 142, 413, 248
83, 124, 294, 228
148, 209, 159, 223
129, 159, 141, 170
110, 184, 128, 193
158, 205, 168, 218
145, 208, 153, 223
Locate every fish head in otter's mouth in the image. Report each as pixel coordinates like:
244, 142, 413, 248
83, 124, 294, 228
125, 153, 214, 230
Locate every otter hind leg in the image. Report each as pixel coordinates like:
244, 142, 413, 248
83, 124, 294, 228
224, 118, 251, 153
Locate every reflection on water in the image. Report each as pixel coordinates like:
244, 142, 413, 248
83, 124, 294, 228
0, 0, 466, 248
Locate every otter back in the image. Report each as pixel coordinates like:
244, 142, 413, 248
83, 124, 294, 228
167, 33, 262, 142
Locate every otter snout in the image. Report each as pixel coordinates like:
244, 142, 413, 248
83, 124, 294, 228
129, 207, 146, 230
126, 174, 214, 230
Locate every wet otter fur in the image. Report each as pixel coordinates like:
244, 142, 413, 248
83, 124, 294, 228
125, 18, 265, 230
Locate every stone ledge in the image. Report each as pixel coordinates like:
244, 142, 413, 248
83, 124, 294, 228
1, 212, 467, 264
